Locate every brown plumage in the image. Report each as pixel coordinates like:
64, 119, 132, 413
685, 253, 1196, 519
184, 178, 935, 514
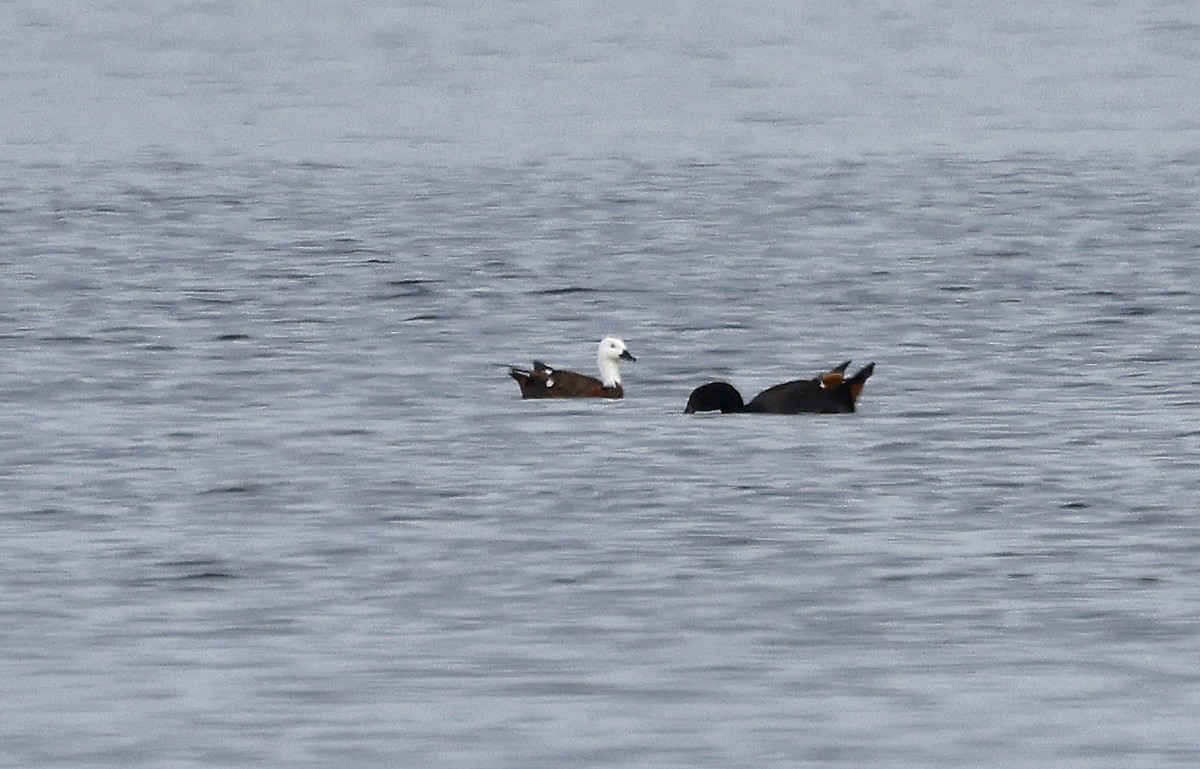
510, 361, 624, 398
684, 360, 875, 414
509, 337, 636, 399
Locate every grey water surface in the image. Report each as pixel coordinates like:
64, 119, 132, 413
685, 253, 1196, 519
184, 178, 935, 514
3, 2, 1200, 768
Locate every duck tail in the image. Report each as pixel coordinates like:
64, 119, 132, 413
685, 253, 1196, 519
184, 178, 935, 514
846, 363, 875, 405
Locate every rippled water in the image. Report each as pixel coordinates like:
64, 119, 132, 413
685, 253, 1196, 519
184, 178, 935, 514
4, 1, 1200, 768
5, 153, 1199, 768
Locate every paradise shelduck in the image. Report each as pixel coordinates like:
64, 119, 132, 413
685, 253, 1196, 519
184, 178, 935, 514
684, 360, 875, 414
510, 337, 636, 399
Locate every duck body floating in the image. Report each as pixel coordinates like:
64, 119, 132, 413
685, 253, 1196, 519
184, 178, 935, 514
510, 337, 636, 399
684, 361, 875, 414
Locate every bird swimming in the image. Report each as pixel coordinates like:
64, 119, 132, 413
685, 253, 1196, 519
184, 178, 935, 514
684, 360, 875, 414
510, 337, 636, 399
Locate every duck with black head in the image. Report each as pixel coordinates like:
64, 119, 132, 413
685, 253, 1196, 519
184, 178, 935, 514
685, 360, 875, 414
510, 337, 636, 399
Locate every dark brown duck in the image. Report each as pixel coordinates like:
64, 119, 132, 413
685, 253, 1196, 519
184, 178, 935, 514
684, 360, 875, 414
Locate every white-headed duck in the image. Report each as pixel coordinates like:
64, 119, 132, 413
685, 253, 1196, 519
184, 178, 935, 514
510, 337, 636, 399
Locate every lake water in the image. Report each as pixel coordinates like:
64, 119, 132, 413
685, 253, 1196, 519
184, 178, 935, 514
3, 2, 1200, 768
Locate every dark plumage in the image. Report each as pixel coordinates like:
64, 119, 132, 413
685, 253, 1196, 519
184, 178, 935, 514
684, 361, 875, 414
509, 337, 636, 399
510, 361, 625, 398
